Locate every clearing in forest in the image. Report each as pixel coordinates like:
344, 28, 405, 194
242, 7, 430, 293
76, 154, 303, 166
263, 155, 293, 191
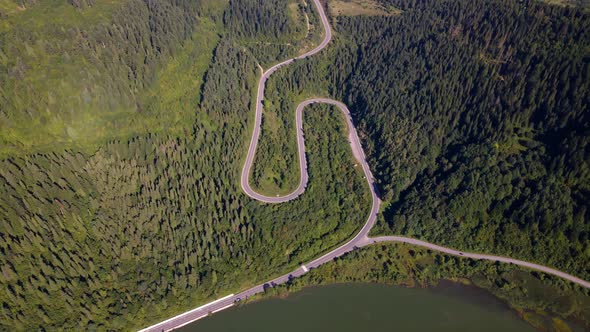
329, 0, 401, 17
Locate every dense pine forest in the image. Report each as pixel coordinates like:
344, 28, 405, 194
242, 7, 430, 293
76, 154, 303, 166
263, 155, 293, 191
0, 0, 589, 330
346, 0, 590, 280
267, 0, 590, 279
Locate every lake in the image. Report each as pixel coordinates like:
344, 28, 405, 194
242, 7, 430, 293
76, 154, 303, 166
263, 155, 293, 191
178, 282, 535, 332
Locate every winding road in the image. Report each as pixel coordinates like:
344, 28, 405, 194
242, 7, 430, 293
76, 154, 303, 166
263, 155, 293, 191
139, 0, 590, 331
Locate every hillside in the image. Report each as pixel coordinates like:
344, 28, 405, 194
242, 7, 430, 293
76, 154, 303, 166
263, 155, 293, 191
0, 0, 373, 329
0, 0, 223, 157
268, 0, 590, 279
0, 0, 589, 330
350, 0, 590, 280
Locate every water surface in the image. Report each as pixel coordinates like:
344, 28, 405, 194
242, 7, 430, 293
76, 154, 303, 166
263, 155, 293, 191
179, 282, 534, 332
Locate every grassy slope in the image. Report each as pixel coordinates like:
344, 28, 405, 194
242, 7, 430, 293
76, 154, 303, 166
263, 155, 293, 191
0, 0, 124, 156
0, 0, 222, 158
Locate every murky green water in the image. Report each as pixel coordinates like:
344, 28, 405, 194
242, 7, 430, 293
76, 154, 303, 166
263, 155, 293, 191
178, 282, 535, 332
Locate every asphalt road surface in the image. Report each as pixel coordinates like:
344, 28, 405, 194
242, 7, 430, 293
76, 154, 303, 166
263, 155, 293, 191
139, 0, 590, 330
239, 0, 333, 203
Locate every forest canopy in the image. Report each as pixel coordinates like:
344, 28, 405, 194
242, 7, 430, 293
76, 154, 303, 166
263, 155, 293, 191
0, 0, 588, 330
322, 0, 590, 279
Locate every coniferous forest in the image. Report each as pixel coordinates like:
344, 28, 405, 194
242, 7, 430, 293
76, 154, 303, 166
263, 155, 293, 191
340, 0, 590, 280
0, 0, 589, 330
265, 0, 590, 279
